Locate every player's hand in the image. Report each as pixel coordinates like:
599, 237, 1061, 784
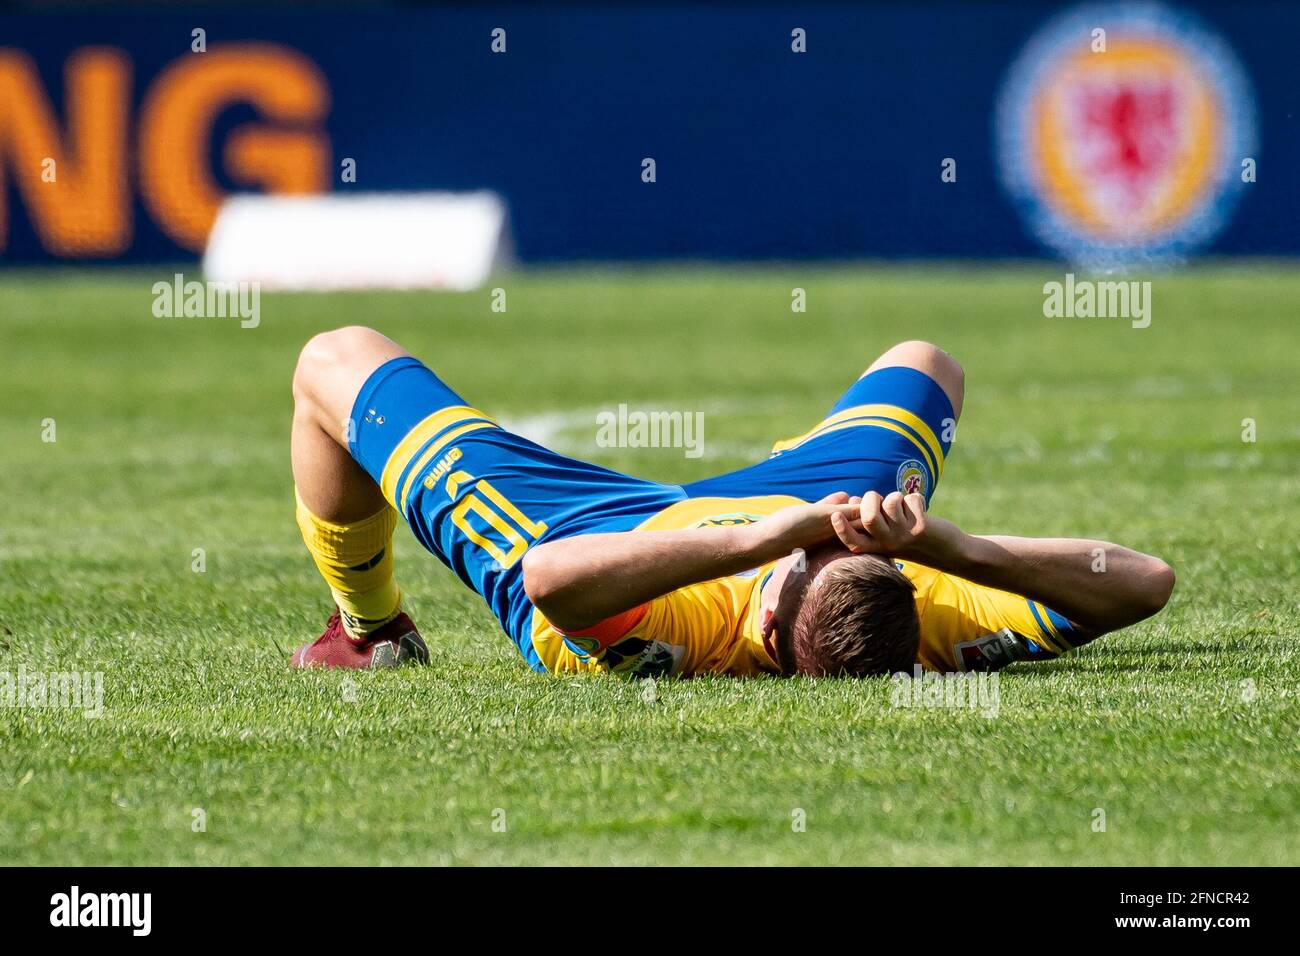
830, 491, 928, 556
752, 492, 863, 556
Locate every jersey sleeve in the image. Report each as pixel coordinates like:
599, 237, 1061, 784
530, 582, 734, 679
905, 562, 1080, 672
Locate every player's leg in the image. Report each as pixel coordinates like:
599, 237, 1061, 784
861, 339, 964, 422
290, 326, 427, 667
683, 340, 964, 503
291, 324, 686, 673
292, 325, 410, 520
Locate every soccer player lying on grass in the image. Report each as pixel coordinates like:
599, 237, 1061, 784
289, 328, 1175, 676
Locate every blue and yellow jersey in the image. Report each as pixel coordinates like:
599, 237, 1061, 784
530, 496, 798, 678
529, 496, 1080, 678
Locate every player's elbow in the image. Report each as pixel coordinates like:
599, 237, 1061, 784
522, 544, 574, 623
1140, 556, 1176, 616
521, 545, 556, 603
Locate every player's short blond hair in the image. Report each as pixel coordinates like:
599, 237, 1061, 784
791, 556, 919, 677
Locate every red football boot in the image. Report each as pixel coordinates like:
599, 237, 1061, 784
291, 608, 429, 669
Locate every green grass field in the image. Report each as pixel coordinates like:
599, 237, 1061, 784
2, 263, 1298, 865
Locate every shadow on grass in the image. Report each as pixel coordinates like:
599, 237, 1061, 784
1002, 640, 1252, 679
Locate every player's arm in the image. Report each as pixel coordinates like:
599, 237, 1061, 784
832, 491, 1175, 638
523, 493, 858, 632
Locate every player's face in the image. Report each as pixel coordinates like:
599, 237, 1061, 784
762, 543, 856, 673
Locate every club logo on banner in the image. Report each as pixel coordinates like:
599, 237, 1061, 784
996, 3, 1255, 268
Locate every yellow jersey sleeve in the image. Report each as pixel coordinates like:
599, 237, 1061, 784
529, 569, 779, 679
898, 561, 1079, 672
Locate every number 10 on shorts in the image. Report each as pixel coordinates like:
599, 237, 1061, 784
446, 469, 547, 569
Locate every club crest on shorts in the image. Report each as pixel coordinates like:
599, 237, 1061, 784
896, 460, 927, 497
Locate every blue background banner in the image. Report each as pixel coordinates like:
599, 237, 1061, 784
0, 2, 1293, 264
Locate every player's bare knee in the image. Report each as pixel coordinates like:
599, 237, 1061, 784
293, 332, 338, 405
866, 340, 964, 419
294, 326, 383, 399
294, 326, 412, 432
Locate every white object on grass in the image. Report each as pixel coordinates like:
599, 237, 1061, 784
203, 191, 510, 291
